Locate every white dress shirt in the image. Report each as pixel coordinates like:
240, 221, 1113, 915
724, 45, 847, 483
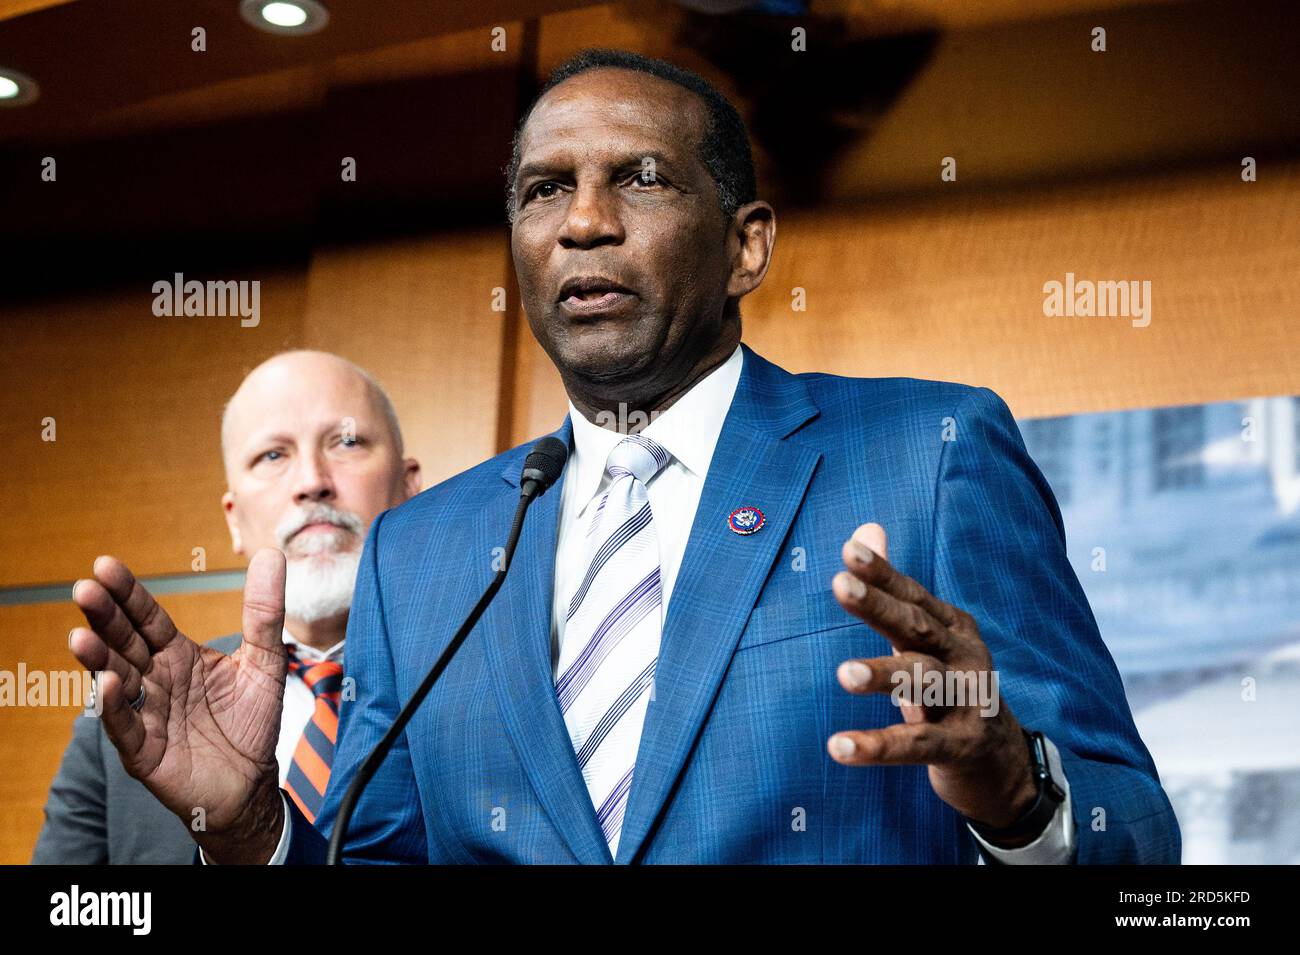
551, 343, 749, 672
263, 343, 1075, 863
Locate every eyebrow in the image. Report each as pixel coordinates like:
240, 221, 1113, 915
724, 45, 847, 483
515, 150, 679, 186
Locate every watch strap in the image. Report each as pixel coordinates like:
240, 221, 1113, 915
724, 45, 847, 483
967, 729, 1066, 844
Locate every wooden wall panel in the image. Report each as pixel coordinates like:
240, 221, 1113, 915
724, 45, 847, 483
0, 270, 310, 587
747, 163, 1300, 418
0, 589, 244, 865
509, 325, 569, 449
301, 230, 514, 486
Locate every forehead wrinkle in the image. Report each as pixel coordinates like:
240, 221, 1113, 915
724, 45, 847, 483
521, 123, 684, 164
227, 389, 377, 453
521, 83, 704, 162
520, 141, 682, 175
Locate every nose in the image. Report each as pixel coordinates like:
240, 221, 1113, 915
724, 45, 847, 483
557, 182, 624, 249
292, 450, 336, 505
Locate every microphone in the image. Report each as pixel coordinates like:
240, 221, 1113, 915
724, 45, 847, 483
326, 436, 569, 864
519, 436, 568, 505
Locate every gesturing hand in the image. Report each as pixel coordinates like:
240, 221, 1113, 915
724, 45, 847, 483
67, 548, 289, 863
827, 523, 1040, 845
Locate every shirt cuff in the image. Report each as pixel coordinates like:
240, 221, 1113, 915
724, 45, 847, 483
970, 734, 1077, 865
198, 790, 293, 866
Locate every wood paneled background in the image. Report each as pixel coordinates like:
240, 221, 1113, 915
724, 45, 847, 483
1, 0, 1296, 863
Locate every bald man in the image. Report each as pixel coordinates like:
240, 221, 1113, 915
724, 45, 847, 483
32, 351, 420, 864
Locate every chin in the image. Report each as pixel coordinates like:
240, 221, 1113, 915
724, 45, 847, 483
283, 549, 362, 623
286, 528, 357, 560
555, 329, 656, 383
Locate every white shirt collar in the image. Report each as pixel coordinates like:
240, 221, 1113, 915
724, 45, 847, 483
565, 343, 745, 516
282, 627, 345, 663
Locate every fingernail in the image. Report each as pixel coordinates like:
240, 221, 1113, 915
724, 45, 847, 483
830, 735, 856, 758
851, 539, 874, 565
841, 661, 871, 689
846, 575, 866, 599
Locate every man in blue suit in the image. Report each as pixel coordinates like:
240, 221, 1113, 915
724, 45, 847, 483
68, 49, 1179, 865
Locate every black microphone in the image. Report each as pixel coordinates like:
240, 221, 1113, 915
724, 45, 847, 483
326, 436, 568, 864
519, 436, 568, 504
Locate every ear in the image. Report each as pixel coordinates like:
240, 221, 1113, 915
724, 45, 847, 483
725, 200, 776, 300
221, 490, 244, 555
401, 457, 422, 500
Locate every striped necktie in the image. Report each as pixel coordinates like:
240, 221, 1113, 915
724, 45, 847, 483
556, 432, 672, 859
283, 645, 344, 824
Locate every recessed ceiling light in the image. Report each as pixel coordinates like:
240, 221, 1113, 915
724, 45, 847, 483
0, 68, 39, 107
239, 0, 329, 36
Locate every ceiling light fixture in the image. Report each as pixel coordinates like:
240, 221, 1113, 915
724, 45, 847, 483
0, 67, 39, 107
239, 0, 330, 36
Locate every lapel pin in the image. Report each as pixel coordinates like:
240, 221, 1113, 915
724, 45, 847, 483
728, 505, 765, 535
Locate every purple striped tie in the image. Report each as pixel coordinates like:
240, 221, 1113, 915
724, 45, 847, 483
556, 432, 671, 858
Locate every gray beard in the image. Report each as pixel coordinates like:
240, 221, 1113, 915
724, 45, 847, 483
283, 550, 361, 623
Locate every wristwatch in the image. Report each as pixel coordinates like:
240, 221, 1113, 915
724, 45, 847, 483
966, 729, 1066, 845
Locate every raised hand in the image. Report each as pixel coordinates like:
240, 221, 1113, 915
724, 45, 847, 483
827, 523, 1039, 845
68, 548, 289, 863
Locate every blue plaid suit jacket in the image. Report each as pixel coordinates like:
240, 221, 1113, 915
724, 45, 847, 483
285, 342, 1180, 864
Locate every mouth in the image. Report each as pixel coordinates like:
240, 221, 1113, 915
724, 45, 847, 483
291, 521, 350, 542
556, 276, 636, 317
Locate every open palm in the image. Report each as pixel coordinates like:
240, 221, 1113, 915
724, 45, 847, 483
69, 549, 289, 843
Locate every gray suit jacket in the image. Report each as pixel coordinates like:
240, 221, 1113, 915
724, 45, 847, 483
31, 634, 243, 865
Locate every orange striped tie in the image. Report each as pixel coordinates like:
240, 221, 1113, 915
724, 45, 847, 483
283, 646, 344, 824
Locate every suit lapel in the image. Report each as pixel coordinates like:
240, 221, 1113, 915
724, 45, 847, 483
479, 416, 613, 864
615, 344, 822, 863
480, 420, 616, 862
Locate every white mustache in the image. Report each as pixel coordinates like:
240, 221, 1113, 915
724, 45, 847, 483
275, 504, 364, 550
